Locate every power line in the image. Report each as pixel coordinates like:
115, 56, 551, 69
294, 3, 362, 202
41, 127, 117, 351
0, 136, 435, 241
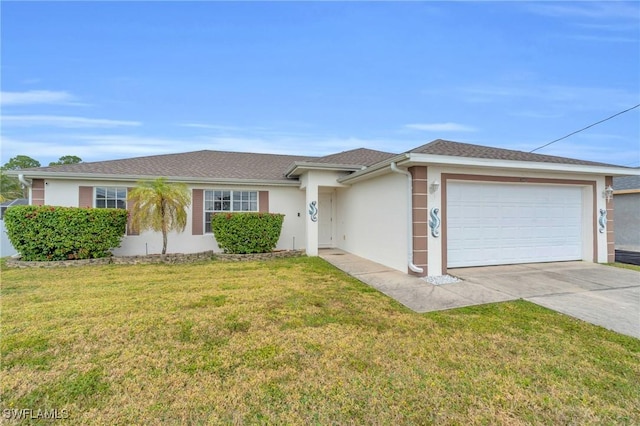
529, 103, 640, 153
622, 160, 640, 167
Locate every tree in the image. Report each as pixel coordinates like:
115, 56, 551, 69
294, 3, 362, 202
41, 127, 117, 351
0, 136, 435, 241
0, 170, 24, 201
49, 155, 82, 166
1, 154, 82, 200
127, 177, 191, 254
1, 155, 41, 200
3, 155, 41, 170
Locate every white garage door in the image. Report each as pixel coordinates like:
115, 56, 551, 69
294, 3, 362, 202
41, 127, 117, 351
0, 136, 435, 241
447, 182, 583, 268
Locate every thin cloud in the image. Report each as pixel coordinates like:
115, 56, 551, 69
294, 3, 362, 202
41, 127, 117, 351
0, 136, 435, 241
525, 2, 640, 44
2, 115, 141, 128
460, 84, 638, 110
178, 123, 244, 131
1, 90, 78, 106
405, 123, 477, 132
526, 2, 640, 20
568, 34, 638, 43
508, 110, 564, 119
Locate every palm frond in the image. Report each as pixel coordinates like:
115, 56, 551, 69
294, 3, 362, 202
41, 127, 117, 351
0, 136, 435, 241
127, 177, 191, 254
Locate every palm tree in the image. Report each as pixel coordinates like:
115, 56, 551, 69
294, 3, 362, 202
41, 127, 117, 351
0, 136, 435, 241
127, 177, 191, 254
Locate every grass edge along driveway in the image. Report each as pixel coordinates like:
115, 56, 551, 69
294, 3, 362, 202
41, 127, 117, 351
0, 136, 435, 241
1, 257, 639, 425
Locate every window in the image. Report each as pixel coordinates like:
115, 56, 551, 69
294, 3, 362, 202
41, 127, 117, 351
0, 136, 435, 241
233, 191, 257, 212
96, 187, 127, 209
204, 190, 258, 232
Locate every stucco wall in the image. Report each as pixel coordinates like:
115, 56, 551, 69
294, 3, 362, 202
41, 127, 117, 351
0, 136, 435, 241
336, 172, 407, 272
40, 179, 306, 255
613, 193, 640, 251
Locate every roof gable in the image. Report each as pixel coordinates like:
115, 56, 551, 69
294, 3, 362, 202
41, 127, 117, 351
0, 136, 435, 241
313, 148, 396, 167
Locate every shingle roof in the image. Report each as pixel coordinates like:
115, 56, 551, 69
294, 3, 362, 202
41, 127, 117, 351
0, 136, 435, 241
24, 148, 396, 181
409, 139, 617, 167
313, 148, 396, 167
613, 174, 640, 190
25, 150, 315, 182
20, 139, 627, 183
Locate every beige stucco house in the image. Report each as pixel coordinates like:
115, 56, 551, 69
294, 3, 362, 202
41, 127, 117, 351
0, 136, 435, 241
13, 139, 639, 276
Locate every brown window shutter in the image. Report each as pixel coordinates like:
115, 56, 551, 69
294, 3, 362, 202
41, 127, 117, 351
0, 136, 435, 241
192, 189, 203, 235
32, 179, 45, 206
78, 186, 93, 208
258, 191, 269, 213
126, 188, 139, 236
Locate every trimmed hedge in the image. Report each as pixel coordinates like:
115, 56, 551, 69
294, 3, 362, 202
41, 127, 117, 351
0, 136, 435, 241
211, 212, 284, 254
4, 205, 128, 261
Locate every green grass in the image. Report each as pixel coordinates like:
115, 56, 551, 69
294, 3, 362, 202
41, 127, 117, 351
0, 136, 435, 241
608, 262, 640, 272
1, 257, 639, 425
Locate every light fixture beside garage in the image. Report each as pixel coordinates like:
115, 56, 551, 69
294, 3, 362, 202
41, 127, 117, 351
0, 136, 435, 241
603, 185, 614, 202
430, 180, 440, 194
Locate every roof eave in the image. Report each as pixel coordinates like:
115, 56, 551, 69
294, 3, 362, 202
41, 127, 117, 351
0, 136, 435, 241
339, 153, 639, 184
401, 153, 639, 176
7, 170, 301, 187
285, 162, 365, 178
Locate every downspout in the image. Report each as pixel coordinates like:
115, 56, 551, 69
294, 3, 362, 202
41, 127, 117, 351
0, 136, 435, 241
18, 174, 32, 203
390, 162, 424, 274
18, 173, 32, 188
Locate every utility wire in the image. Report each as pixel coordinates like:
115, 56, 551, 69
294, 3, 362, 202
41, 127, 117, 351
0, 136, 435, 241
622, 160, 640, 167
529, 103, 640, 153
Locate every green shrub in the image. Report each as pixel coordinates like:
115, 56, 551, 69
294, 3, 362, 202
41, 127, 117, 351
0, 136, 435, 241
211, 213, 284, 254
4, 205, 128, 261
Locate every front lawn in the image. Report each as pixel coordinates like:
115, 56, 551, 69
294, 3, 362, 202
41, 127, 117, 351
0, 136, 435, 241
1, 258, 639, 424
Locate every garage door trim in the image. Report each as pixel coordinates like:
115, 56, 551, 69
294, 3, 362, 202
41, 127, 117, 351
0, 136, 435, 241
441, 173, 597, 274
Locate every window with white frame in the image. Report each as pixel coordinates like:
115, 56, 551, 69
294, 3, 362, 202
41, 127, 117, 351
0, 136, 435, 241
204, 190, 258, 233
95, 187, 127, 209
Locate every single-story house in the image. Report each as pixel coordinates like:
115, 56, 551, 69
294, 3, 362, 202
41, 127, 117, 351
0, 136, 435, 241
11, 139, 639, 276
613, 174, 640, 252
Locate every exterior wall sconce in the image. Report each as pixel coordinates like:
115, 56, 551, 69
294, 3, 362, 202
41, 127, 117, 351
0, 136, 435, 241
603, 185, 614, 202
430, 180, 440, 193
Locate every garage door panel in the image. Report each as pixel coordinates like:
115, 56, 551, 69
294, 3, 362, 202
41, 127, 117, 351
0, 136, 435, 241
447, 182, 583, 268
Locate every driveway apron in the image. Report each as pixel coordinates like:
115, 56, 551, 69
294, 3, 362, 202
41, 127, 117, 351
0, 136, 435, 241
450, 262, 640, 339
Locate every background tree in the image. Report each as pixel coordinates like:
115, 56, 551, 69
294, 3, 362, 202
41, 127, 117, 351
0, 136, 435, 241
1, 155, 41, 200
127, 177, 191, 254
3, 155, 41, 170
1, 154, 82, 200
49, 155, 82, 166
0, 171, 24, 201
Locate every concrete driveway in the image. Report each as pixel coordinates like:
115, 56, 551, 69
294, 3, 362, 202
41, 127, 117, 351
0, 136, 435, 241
450, 262, 640, 339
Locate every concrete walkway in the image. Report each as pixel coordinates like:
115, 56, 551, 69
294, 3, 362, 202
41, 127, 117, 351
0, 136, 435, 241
318, 248, 514, 312
319, 248, 640, 339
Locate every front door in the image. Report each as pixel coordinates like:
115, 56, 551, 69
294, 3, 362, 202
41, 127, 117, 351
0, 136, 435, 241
318, 193, 333, 248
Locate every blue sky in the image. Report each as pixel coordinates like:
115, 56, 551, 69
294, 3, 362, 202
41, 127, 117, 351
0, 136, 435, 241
1, 1, 639, 166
